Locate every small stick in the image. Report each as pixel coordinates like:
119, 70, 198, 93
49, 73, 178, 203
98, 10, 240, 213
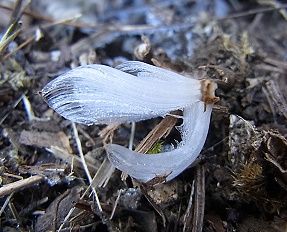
0, 175, 44, 198
3, 172, 23, 180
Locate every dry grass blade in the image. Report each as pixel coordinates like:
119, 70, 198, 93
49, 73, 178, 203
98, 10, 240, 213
192, 165, 206, 232
98, 123, 120, 144
135, 114, 178, 153
91, 158, 115, 188
22, 95, 35, 121
71, 123, 102, 212
183, 165, 206, 232
110, 189, 123, 220
0, 25, 21, 55
0, 193, 14, 216
9, 0, 24, 24
183, 181, 195, 232
0, 0, 28, 56
2, 34, 35, 61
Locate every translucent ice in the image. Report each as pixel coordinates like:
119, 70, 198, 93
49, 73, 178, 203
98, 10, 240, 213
42, 61, 214, 182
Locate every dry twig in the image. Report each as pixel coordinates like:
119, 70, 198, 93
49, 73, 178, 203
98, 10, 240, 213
0, 175, 44, 198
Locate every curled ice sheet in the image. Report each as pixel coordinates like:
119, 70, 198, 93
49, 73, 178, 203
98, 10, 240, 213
106, 102, 212, 182
41, 61, 215, 183
42, 62, 201, 125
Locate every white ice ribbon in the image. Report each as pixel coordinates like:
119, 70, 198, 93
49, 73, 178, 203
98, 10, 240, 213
42, 61, 214, 182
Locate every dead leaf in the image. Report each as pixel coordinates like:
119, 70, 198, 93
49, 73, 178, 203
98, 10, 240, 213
35, 186, 81, 232
19, 130, 72, 153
